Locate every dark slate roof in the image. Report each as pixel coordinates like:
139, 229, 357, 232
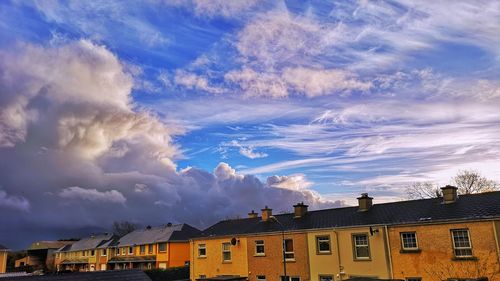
57, 233, 115, 252
29, 241, 74, 250
199, 191, 500, 237
0, 270, 152, 281
116, 224, 201, 247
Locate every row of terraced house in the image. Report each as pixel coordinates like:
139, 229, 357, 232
4, 185, 498, 280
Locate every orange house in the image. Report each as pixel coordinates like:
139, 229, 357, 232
108, 223, 200, 270
388, 186, 500, 281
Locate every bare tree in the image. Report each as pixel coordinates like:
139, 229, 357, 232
406, 182, 441, 199
112, 221, 138, 237
453, 169, 498, 195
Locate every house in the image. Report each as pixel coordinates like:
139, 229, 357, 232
54, 233, 116, 272
190, 188, 500, 281
0, 244, 9, 273
17, 241, 75, 272
107, 223, 200, 270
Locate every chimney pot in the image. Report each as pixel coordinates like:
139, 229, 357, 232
357, 193, 373, 212
261, 206, 273, 222
441, 185, 458, 204
293, 202, 309, 218
248, 210, 258, 219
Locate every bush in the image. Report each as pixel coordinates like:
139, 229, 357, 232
144, 266, 189, 281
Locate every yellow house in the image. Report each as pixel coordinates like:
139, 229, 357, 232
387, 186, 500, 281
0, 244, 8, 273
108, 223, 200, 270
54, 233, 116, 272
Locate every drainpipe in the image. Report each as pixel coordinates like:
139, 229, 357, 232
384, 226, 393, 279
333, 230, 342, 281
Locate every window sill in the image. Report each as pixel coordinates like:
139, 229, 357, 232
452, 256, 478, 261
353, 258, 372, 262
284, 259, 296, 263
222, 261, 232, 264
400, 249, 421, 254
317, 251, 332, 255
254, 254, 266, 257
198, 256, 207, 259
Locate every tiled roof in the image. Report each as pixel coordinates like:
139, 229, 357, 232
57, 233, 115, 252
29, 241, 74, 250
116, 224, 200, 247
0, 269, 152, 281
200, 191, 500, 238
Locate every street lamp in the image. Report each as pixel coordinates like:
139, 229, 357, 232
269, 216, 287, 281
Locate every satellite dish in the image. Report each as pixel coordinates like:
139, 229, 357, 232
230, 237, 238, 245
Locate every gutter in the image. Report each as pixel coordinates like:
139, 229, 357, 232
383, 225, 393, 279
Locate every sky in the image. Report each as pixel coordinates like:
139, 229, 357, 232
0, 0, 499, 249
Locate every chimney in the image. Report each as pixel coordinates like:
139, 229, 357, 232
146, 225, 152, 230
248, 210, 258, 219
441, 185, 458, 204
261, 206, 273, 222
357, 193, 373, 212
293, 202, 308, 218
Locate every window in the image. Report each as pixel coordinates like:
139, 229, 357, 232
257, 276, 266, 281
91, 250, 95, 256
255, 240, 265, 255
406, 278, 422, 281
284, 239, 294, 260
128, 246, 133, 255
159, 263, 167, 269
198, 244, 207, 257
451, 229, 473, 257
139, 245, 145, 254
316, 236, 331, 254
319, 276, 333, 281
159, 243, 166, 252
101, 249, 106, 256
82, 250, 86, 257
199, 275, 207, 279
353, 234, 370, 259
121, 247, 126, 255
148, 244, 153, 254
281, 276, 300, 281
400, 232, 419, 250
222, 242, 231, 262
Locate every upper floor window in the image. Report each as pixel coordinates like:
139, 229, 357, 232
319, 276, 333, 281
284, 239, 294, 260
121, 247, 126, 255
148, 244, 154, 254
257, 276, 266, 281
128, 246, 133, 255
451, 229, 473, 257
316, 235, 331, 254
82, 250, 86, 257
400, 232, 419, 250
101, 249, 106, 256
352, 234, 370, 260
222, 242, 231, 262
255, 240, 265, 255
281, 276, 300, 281
90, 250, 95, 256
140, 245, 146, 254
159, 243, 167, 252
406, 278, 422, 281
198, 244, 207, 257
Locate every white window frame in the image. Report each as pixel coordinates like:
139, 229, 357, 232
101, 249, 107, 256
140, 245, 146, 254
257, 276, 266, 281
284, 239, 295, 260
353, 233, 370, 260
316, 235, 331, 254
451, 229, 473, 257
222, 242, 231, 262
319, 276, 333, 281
198, 244, 207, 257
281, 276, 300, 281
400, 232, 419, 250
159, 243, 167, 252
255, 240, 265, 256
148, 244, 154, 254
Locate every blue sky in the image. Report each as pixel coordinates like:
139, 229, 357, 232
1, 0, 500, 247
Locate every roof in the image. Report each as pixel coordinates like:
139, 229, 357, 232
116, 223, 200, 247
57, 233, 115, 252
0, 269, 152, 281
199, 191, 500, 238
29, 241, 74, 250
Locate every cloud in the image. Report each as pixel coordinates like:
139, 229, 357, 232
219, 140, 268, 159
267, 174, 313, 191
0, 40, 339, 249
165, 0, 261, 18
0, 190, 30, 211
174, 70, 224, 94
59, 186, 126, 204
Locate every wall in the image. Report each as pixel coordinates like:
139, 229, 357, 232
247, 232, 310, 281
0, 250, 7, 273
168, 242, 190, 267
307, 227, 391, 281
190, 237, 249, 281
389, 221, 500, 281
